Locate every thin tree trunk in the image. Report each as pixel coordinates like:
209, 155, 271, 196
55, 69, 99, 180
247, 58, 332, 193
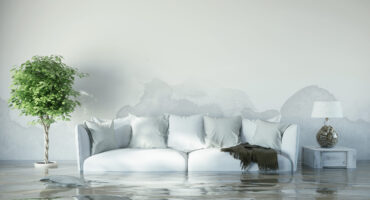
43, 124, 50, 164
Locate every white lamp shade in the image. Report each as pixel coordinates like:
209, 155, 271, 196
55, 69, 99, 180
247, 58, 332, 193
311, 101, 343, 118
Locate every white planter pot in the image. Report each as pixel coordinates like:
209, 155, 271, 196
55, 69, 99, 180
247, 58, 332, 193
34, 161, 58, 169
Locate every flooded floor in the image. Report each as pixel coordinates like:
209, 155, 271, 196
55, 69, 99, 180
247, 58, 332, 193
1, 161, 370, 200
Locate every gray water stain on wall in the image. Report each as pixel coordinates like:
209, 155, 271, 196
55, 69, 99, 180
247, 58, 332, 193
116, 79, 280, 121
116, 80, 224, 117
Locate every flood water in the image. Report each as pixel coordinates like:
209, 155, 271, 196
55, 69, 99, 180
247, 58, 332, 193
0, 161, 370, 199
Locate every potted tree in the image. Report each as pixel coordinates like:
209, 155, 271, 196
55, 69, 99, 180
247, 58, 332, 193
9, 55, 87, 168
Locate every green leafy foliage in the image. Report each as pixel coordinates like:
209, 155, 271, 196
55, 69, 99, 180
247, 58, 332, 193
9, 55, 87, 126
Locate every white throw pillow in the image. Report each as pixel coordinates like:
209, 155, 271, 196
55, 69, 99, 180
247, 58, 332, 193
168, 115, 205, 152
252, 120, 282, 150
240, 119, 257, 143
113, 117, 132, 148
240, 116, 282, 144
84, 120, 118, 155
203, 116, 242, 148
129, 115, 168, 148
91, 117, 132, 148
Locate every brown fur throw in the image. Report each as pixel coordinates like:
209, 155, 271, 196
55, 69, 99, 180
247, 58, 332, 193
221, 143, 278, 170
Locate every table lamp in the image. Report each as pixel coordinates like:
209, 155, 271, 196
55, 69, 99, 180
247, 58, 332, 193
311, 101, 343, 148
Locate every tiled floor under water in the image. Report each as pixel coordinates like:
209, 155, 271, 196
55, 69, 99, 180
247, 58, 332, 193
0, 161, 370, 199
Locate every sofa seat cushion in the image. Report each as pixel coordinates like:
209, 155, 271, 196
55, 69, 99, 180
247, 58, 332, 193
84, 148, 187, 172
188, 148, 241, 171
188, 148, 292, 172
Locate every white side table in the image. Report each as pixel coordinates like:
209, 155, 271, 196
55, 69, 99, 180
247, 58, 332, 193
302, 146, 356, 168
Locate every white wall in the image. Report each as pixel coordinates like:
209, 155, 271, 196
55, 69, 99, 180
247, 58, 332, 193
0, 0, 369, 161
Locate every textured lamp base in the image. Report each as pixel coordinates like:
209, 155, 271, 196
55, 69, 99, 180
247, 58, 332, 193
316, 125, 338, 148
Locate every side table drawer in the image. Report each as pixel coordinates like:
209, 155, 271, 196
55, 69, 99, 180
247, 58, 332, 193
321, 151, 347, 168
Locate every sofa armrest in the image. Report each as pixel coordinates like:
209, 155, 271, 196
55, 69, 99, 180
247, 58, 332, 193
75, 124, 91, 172
281, 124, 300, 172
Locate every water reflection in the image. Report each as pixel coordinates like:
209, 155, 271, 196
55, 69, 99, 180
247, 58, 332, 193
74, 194, 131, 200
40, 175, 87, 187
39, 185, 75, 198
301, 167, 357, 198
316, 187, 337, 195
1, 162, 370, 199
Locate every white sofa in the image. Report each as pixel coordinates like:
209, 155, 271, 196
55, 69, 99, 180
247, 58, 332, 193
75, 123, 299, 172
